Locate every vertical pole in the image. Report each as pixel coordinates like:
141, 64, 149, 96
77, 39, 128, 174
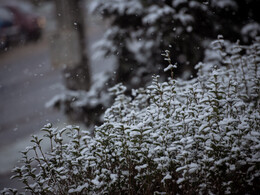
54, 0, 91, 91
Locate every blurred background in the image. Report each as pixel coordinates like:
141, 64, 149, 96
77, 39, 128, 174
0, 0, 115, 190
1, 0, 260, 191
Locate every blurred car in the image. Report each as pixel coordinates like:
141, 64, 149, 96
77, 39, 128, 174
3, 5, 45, 42
0, 3, 45, 50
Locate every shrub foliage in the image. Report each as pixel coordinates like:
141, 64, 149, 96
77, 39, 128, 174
1, 38, 260, 194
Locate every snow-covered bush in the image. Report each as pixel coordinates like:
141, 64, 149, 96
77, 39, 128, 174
1, 38, 260, 194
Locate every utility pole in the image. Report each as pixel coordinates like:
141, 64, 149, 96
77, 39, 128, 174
52, 0, 91, 91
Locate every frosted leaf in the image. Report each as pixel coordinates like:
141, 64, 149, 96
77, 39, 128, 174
108, 83, 127, 95
177, 178, 185, 184
110, 174, 118, 183
164, 64, 174, 72
135, 164, 148, 172
44, 123, 52, 128
68, 183, 89, 193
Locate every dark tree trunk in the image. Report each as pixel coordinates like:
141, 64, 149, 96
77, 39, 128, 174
54, 0, 91, 91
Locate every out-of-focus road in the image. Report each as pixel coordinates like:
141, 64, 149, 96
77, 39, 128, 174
0, 3, 115, 190
0, 40, 65, 147
0, 39, 67, 190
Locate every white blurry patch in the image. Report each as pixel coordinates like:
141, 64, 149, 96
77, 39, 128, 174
241, 22, 260, 42
211, 0, 238, 9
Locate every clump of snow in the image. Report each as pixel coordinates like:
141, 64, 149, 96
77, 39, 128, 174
164, 63, 177, 72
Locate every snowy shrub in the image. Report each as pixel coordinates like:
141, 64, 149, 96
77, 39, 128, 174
1, 38, 260, 194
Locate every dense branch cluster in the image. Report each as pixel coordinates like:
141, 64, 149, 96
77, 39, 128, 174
1, 38, 260, 194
